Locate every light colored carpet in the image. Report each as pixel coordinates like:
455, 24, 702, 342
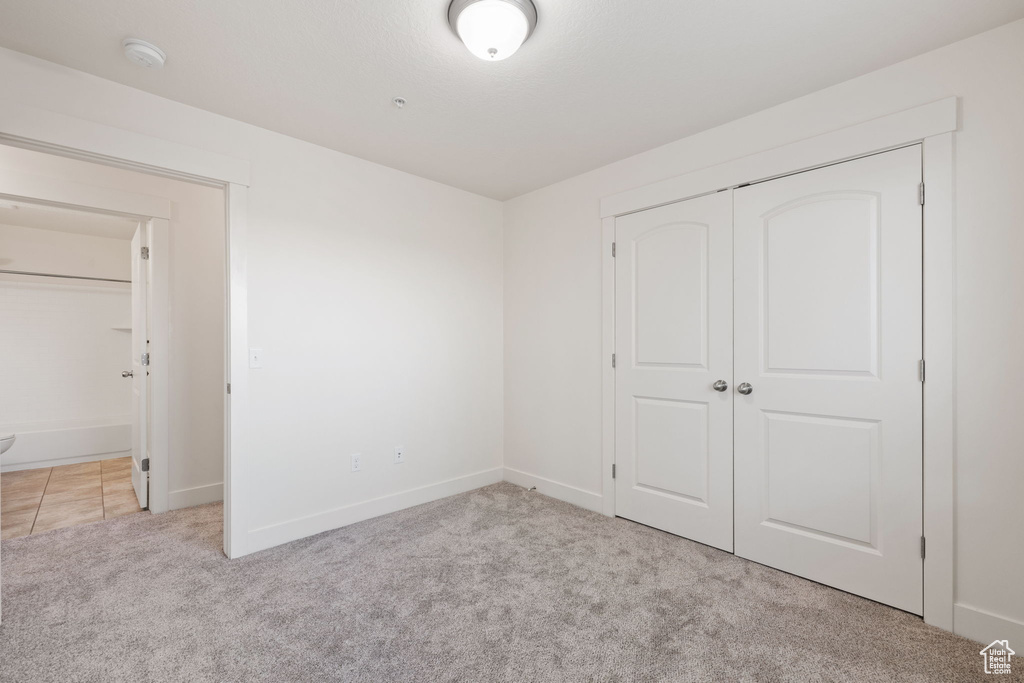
0, 482, 1000, 682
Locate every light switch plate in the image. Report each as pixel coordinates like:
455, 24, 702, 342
249, 347, 263, 369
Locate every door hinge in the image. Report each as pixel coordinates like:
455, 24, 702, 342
141, 246, 150, 260
919, 359, 926, 382
918, 183, 925, 206
611, 242, 616, 257
226, 382, 231, 395
141, 458, 150, 473
141, 353, 150, 366
612, 463, 616, 479
611, 353, 616, 368
920, 536, 926, 559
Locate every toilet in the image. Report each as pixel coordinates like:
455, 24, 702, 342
0, 434, 15, 455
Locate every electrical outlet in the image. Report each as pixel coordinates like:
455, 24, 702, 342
351, 453, 362, 472
394, 446, 405, 464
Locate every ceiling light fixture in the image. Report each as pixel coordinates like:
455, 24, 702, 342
122, 38, 166, 69
448, 0, 537, 62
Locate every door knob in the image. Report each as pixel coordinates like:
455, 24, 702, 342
122, 370, 133, 378
712, 380, 728, 392
737, 382, 753, 395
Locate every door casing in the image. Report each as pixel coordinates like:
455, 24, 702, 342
0, 100, 251, 559
130, 221, 150, 509
600, 97, 957, 631
0, 174, 171, 513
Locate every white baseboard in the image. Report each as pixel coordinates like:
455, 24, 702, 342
1, 450, 129, 473
1, 422, 130, 471
168, 482, 223, 510
246, 467, 504, 554
502, 467, 604, 514
955, 603, 1024, 647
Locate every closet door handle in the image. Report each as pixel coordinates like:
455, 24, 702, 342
122, 370, 134, 378
737, 382, 753, 395
712, 380, 728, 392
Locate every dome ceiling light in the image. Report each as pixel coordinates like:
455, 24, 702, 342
448, 0, 538, 62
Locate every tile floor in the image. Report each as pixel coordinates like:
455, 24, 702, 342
0, 457, 143, 540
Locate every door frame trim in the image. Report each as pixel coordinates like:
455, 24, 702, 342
600, 97, 957, 631
0, 175, 171, 513
0, 102, 251, 559
147, 217, 170, 513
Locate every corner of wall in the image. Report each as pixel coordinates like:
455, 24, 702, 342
501, 466, 603, 514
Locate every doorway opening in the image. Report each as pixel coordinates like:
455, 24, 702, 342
0, 143, 226, 540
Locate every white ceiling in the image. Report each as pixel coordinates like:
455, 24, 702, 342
0, 201, 138, 240
0, 1, 1021, 200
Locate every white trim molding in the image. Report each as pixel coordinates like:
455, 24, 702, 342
0, 169, 170, 219
954, 604, 1024, 648
146, 217, 171, 514
600, 216, 617, 518
223, 183, 249, 559
169, 482, 224, 510
246, 468, 504, 554
1, 451, 130, 473
600, 97, 959, 633
601, 97, 957, 218
503, 467, 604, 514
922, 132, 956, 632
0, 101, 250, 187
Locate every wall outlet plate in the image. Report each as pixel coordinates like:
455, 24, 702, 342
394, 446, 405, 464
351, 453, 362, 472
249, 347, 264, 369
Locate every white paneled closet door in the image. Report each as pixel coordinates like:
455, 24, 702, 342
614, 190, 734, 552
732, 146, 924, 614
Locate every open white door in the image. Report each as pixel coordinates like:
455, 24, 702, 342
130, 222, 149, 509
733, 146, 923, 614
614, 190, 734, 552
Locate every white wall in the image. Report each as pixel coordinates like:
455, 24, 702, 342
244, 132, 504, 539
504, 20, 1024, 645
0, 146, 227, 506
0, 223, 130, 425
0, 278, 128, 426
0, 224, 132, 470
0, 45, 504, 544
0, 222, 131, 281
1, 16, 1016, 645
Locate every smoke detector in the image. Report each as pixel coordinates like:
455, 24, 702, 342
122, 38, 166, 69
